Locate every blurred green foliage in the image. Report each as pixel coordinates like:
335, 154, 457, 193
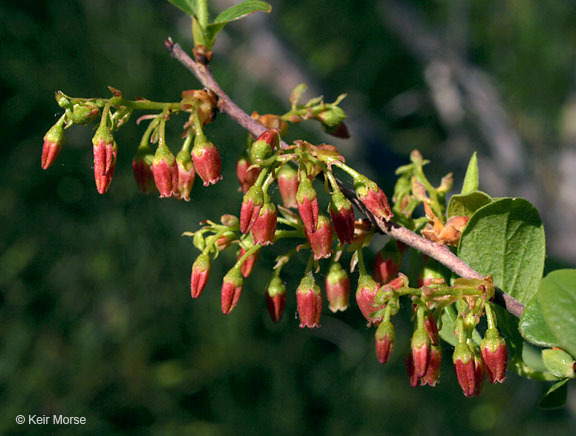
1, 0, 575, 435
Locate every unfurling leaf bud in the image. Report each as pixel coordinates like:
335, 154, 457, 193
329, 191, 355, 245
481, 329, 508, 383
252, 202, 277, 246
192, 135, 222, 186
70, 102, 100, 125
250, 129, 279, 164
174, 149, 195, 201
240, 185, 264, 234
191, 253, 211, 298
306, 215, 333, 260
296, 273, 322, 328
41, 121, 65, 170
152, 143, 178, 198
325, 262, 350, 312
277, 164, 299, 208
411, 327, 431, 378
236, 154, 261, 193
92, 126, 118, 194
355, 274, 383, 326
373, 243, 402, 284
355, 177, 393, 221
238, 246, 260, 278
453, 343, 482, 397
132, 145, 155, 194
296, 177, 319, 233
221, 267, 243, 315
266, 275, 286, 323
375, 320, 395, 364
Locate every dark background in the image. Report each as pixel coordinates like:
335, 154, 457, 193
1, 0, 575, 434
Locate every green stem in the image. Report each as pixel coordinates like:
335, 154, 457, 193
485, 302, 497, 330
100, 101, 111, 129
180, 131, 194, 153
274, 230, 304, 241
138, 117, 160, 148
324, 169, 340, 193
356, 248, 367, 276
261, 171, 276, 197
331, 161, 363, 181
158, 117, 167, 148
197, 0, 209, 30
234, 243, 261, 269
304, 254, 315, 274
202, 228, 229, 254
192, 104, 205, 138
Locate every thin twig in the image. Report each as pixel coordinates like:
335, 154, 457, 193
165, 38, 524, 318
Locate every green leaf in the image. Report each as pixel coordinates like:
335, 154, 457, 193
447, 190, 492, 218
212, 0, 271, 24
520, 270, 576, 357
457, 198, 545, 304
539, 379, 569, 409
205, 1, 271, 46
167, 0, 198, 17
461, 152, 478, 194
542, 348, 576, 378
290, 84, 308, 107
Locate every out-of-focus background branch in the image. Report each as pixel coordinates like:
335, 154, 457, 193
1, 0, 576, 435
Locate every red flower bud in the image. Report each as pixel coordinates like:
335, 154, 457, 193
236, 154, 261, 193
192, 135, 222, 186
411, 327, 431, 377
325, 262, 350, 312
41, 122, 65, 170
216, 232, 234, 251
329, 191, 355, 245
323, 121, 350, 139
306, 215, 333, 260
240, 185, 264, 233
277, 164, 299, 208
406, 354, 419, 387
250, 129, 279, 163
152, 144, 178, 198
375, 320, 395, 364
453, 343, 479, 397
421, 343, 442, 386
92, 126, 118, 194
373, 247, 402, 284
481, 329, 508, 384
355, 177, 393, 221
296, 273, 322, 328
174, 149, 195, 201
132, 145, 156, 194
252, 202, 277, 246
296, 177, 319, 233
355, 274, 383, 326
266, 275, 286, 323
221, 267, 243, 315
190, 253, 211, 298
238, 246, 260, 278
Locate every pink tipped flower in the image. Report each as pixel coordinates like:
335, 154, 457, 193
132, 145, 156, 194
296, 177, 319, 233
421, 343, 442, 387
152, 143, 178, 198
92, 126, 118, 194
411, 327, 431, 378
355, 274, 383, 326
325, 262, 350, 312
373, 245, 402, 284
252, 202, 277, 246
453, 343, 478, 397
481, 329, 508, 384
355, 177, 393, 221
306, 214, 333, 260
296, 273, 322, 328
277, 164, 299, 208
250, 129, 279, 163
329, 191, 355, 245
238, 246, 260, 278
221, 267, 244, 315
266, 275, 286, 323
191, 134, 222, 186
240, 185, 264, 234
41, 121, 65, 170
174, 149, 195, 201
236, 154, 261, 193
375, 320, 395, 364
190, 253, 211, 298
